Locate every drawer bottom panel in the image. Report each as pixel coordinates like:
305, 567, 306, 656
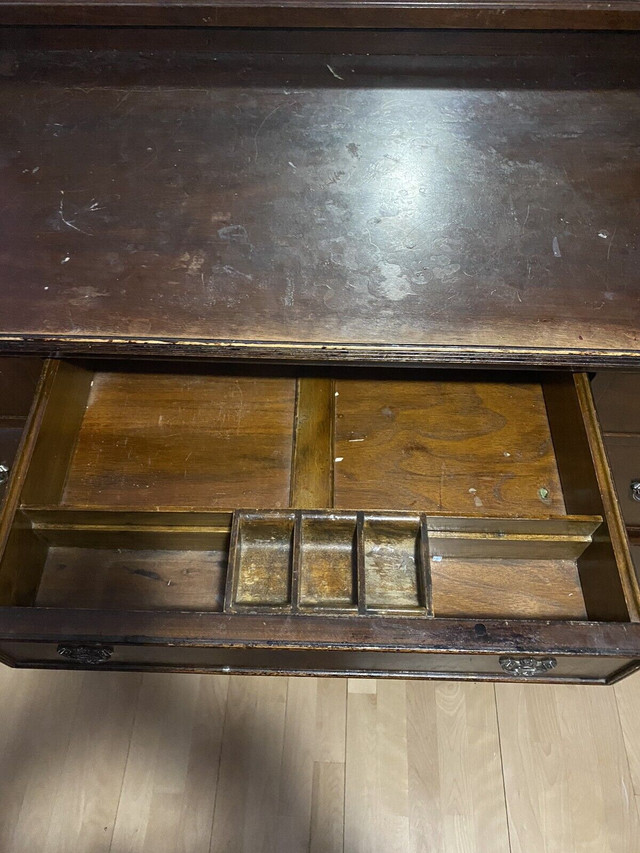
0, 642, 635, 684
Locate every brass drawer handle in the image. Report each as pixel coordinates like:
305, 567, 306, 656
57, 644, 113, 665
499, 656, 557, 677
631, 480, 640, 503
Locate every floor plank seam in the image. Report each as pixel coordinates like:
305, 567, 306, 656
493, 684, 514, 853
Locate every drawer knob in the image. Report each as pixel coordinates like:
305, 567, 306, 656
631, 480, 640, 503
499, 656, 557, 677
0, 462, 9, 485
57, 644, 113, 665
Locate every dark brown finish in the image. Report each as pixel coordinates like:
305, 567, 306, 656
0, 358, 41, 422
591, 373, 640, 435
601, 436, 640, 528
543, 374, 638, 622
36, 545, 227, 611
1, 45, 640, 367
0, 641, 633, 684
2, 0, 640, 29
0, 429, 23, 508
0, 359, 50, 507
4, 28, 640, 57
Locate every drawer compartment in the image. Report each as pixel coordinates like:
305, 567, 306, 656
0, 360, 637, 682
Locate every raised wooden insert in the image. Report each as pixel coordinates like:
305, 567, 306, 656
334, 375, 566, 516
61, 370, 296, 509
224, 510, 598, 619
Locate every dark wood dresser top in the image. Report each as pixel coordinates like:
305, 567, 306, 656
1, 31, 639, 366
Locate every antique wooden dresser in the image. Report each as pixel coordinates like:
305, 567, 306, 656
0, 0, 639, 683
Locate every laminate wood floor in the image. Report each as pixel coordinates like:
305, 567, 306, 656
0, 668, 638, 853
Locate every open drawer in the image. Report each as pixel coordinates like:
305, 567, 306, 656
0, 359, 638, 683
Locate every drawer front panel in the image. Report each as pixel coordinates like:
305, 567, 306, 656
0, 641, 634, 684
604, 436, 640, 528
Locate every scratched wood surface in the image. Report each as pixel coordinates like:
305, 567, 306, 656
62, 372, 296, 509
333, 375, 566, 516
2, 0, 640, 30
0, 666, 638, 852
0, 45, 639, 366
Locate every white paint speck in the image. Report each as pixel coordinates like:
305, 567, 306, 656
432, 556, 443, 562
552, 236, 562, 258
503, 451, 511, 457
598, 230, 609, 239
288, 161, 297, 170
326, 64, 344, 81
348, 438, 365, 442
61, 254, 70, 264
335, 391, 339, 397
335, 457, 344, 463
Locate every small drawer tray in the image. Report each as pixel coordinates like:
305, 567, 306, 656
225, 510, 601, 618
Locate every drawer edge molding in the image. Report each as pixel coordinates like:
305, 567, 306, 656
0, 610, 639, 657
575, 373, 640, 621
2, 1, 640, 31
3, 338, 640, 371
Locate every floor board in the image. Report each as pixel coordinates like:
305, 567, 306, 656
496, 682, 640, 853
0, 670, 638, 851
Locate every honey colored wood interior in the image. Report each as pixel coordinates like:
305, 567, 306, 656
0, 361, 633, 627
62, 371, 297, 509
333, 377, 566, 516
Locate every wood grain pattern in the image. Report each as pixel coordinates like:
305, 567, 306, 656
345, 680, 411, 853
290, 377, 334, 509
614, 669, 640, 801
210, 676, 288, 852
110, 673, 228, 853
1, 48, 640, 367
35, 546, 227, 610
0, 668, 639, 850
407, 681, 510, 853
334, 376, 565, 515
62, 372, 296, 509
38, 672, 141, 853
573, 373, 640, 621
431, 557, 587, 620
0, 360, 636, 678
497, 683, 640, 853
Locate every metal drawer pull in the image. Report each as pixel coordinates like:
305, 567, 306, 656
57, 644, 113, 665
630, 480, 640, 503
499, 656, 557, 677
0, 463, 9, 485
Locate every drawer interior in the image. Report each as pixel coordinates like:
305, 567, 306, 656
0, 360, 634, 623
